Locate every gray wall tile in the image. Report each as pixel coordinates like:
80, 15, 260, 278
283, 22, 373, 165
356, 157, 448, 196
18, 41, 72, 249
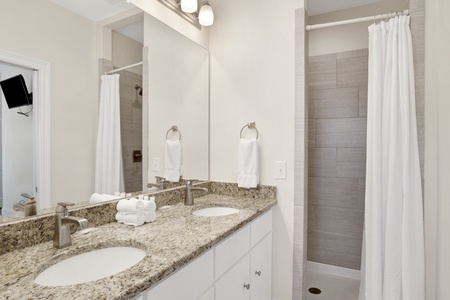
309, 205, 364, 238
336, 48, 368, 59
310, 87, 359, 119
308, 148, 337, 177
308, 54, 337, 90
315, 117, 367, 148
309, 118, 315, 148
337, 148, 366, 179
359, 86, 367, 117
308, 177, 359, 208
337, 55, 368, 88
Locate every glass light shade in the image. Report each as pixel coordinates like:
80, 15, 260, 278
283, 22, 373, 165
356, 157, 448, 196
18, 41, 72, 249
199, 4, 214, 26
181, 0, 197, 13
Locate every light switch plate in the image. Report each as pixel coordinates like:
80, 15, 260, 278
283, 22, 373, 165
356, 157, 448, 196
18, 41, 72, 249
275, 161, 287, 179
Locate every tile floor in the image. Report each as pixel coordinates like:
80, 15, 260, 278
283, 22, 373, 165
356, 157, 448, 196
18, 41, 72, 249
305, 270, 360, 300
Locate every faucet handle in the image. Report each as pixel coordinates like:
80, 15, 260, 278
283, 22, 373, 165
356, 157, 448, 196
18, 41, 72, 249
56, 202, 74, 215
155, 176, 166, 183
185, 179, 198, 186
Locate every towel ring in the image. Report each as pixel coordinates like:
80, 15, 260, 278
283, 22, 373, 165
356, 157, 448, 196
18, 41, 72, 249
240, 122, 259, 139
166, 125, 181, 140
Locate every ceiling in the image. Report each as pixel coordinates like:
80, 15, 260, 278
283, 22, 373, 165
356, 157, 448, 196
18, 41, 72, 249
49, 0, 134, 22
49, 0, 386, 38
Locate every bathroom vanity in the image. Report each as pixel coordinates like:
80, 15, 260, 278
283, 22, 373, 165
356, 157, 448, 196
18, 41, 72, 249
0, 182, 276, 300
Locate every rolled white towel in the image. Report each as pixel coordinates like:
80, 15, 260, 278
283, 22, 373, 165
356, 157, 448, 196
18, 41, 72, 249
90, 193, 121, 204
143, 200, 156, 212
115, 212, 145, 226
143, 210, 156, 223
116, 198, 145, 212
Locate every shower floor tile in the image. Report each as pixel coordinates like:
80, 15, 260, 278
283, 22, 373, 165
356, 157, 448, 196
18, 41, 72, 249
305, 270, 360, 300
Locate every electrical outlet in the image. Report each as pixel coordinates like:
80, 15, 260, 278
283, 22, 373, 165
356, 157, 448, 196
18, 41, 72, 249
275, 161, 287, 179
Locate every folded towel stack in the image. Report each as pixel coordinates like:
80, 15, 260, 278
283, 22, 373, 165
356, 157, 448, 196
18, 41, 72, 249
115, 197, 157, 226
89, 193, 122, 204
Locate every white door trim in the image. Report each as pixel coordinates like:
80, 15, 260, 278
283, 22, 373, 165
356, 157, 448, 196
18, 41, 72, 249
0, 49, 51, 210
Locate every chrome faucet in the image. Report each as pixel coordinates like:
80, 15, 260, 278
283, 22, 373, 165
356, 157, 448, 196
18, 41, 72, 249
147, 176, 167, 190
184, 180, 208, 206
13, 193, 37, 216
54, 202, 89, 249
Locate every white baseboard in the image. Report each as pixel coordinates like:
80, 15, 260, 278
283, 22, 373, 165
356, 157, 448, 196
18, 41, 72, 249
306, 261, 360, 280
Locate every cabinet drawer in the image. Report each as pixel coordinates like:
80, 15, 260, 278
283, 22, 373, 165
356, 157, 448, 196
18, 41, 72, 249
145, 249, 214, 299
250, 209, 272, 247
215, 225, 250, 279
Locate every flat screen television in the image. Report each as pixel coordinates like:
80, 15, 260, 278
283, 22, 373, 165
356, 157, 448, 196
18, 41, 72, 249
0, 74, 33, 109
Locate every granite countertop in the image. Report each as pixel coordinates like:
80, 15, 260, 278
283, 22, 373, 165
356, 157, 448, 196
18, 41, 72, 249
1, 194, 276, 300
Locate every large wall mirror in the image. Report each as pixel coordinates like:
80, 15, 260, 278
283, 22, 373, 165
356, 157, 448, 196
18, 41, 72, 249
0, 1, 209, 222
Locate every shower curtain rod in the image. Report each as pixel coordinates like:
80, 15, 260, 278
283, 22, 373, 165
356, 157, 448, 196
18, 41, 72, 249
306, 9, 409, 31
106, 61, 143, 74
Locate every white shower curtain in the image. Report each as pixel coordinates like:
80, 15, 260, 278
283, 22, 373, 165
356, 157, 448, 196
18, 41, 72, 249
360, 16, 424, 300
94, 74, 125, 195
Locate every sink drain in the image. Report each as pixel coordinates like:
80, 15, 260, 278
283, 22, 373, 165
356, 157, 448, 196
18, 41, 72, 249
308, 287, 322, 294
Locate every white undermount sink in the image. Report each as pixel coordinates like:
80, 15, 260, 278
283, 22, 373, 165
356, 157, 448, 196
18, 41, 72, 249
192, 207, 240, 217
34, 247, 146, 286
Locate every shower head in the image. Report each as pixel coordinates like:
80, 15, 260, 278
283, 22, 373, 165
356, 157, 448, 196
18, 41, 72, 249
135, 84, 142, 96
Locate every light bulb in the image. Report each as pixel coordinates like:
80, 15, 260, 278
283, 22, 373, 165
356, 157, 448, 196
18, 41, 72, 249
199, 4, 214, 26
181, 0, 197, 13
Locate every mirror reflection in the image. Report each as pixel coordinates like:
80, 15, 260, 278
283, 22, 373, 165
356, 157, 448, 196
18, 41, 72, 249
0, 1, 209, 222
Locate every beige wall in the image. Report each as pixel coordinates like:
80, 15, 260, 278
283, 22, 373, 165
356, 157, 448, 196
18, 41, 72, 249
425, 0, 450, 298
0, 0, 97, 207
129, 0, 209, 49
112, 31, 143, 75
209, 0, 303, 299
144, 14, 209, 183
308, 0, 408, 56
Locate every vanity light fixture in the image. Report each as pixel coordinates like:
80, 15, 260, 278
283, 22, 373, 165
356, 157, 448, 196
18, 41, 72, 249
157, 0, 214, 29
199, 3, 214, 26
181, 0, 197, 13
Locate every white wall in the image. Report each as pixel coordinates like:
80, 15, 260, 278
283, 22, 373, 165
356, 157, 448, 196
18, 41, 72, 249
0, 0, 98, 207
424, 0, 450, 298
144, 14, 209, 182
307, 0, 408, 56
209, 0, 303, 298
0, 64, 34, 212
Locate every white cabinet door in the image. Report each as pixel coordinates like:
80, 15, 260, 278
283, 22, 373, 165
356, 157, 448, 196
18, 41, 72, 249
250, 233, 272, 300
215, 225, 250, 279
197, 287, 214, 300
215, 254, 251, 300
145, 249, 214, 300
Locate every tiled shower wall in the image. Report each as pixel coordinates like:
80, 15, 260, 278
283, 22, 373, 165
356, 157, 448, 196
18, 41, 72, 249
307, 49, 368, 270
118, 69, 143, 193
99, 59, 143, 193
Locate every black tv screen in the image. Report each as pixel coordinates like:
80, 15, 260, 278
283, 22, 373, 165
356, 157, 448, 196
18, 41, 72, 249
0, 74, 33, 109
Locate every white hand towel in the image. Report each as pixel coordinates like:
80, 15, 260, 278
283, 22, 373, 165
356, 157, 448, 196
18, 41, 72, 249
164, 139, 182, 182
115, 212, 145, 226
89, 193, 121, 204
116, 198, 145, 212
237, 138, 259, 189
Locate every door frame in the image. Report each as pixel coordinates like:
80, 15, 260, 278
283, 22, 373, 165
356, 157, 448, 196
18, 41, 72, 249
0, 49, 51, 209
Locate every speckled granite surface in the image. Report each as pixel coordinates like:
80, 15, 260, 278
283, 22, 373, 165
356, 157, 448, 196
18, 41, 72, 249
0, 182, 209, 255
0, 187, 276, 300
